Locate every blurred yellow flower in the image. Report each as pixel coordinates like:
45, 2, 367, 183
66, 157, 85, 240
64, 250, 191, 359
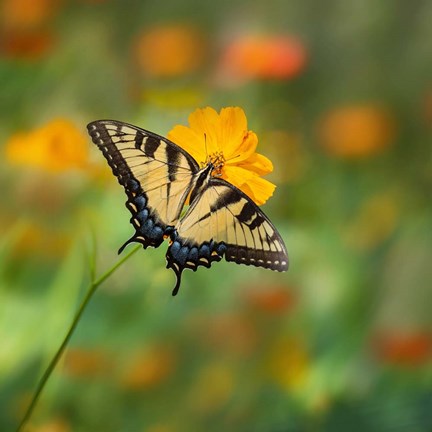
142, 87, 204, 109
5, 119, 88, 173
25, 417, 71, 432
219, 34, 307, 82
134, 24, 205, 78
318, 104, 396, 158
187, 362, 234, 414
266, 337, 310, 391
342, 193, 399, 250
168, 107, 275, 205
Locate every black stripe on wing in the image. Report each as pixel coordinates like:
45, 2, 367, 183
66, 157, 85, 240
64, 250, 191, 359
87, 119, 198, 251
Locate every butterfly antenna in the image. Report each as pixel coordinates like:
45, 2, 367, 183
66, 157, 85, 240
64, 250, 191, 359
204, 133, 208, 163
224, 153, 241, 163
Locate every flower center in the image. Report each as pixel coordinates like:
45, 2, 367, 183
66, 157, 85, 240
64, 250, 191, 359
201, 151, 225, 177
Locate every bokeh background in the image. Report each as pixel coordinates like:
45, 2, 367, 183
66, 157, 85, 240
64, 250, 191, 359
1, 0, 432, 431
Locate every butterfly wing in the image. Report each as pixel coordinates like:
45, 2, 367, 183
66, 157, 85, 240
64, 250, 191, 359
87, 120, 199, 250
167, 178, 288, 295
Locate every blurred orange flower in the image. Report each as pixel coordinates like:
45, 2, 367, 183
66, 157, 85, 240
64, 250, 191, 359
318, 104, 396, 158
219, 35, 307, 82
372, 331, 432, 367
63, 348, 111, 378
168, 107, 275, 205
5, 119, 89, 173
120, 345, 176, 390
134, 24, 205, 78
243, 285, 296, 314
188, 312, 258, 357
1, 0, 60, 31
12, 221, 71, 259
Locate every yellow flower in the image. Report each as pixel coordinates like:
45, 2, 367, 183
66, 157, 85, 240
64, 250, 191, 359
5, 118, 88, 173
266, 336, 310, 391
168, 107, 275, 205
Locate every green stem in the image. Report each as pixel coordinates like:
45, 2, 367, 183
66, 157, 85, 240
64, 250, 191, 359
16, 245, 141, 432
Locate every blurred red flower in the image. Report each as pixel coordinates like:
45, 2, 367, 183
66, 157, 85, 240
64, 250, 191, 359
318, 104, 396, 158
134, 24, 206, 78
0, 30, 54, 59
372, 331, 432, 367
219, 34, 307, 82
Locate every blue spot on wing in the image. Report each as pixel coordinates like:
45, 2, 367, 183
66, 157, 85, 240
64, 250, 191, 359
134, 195, 147, 211
136, 209, 149, 224
166, 238, 227, 295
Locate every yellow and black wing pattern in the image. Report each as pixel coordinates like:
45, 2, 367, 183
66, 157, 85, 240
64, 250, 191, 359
166, 178, 288, 294
88, 119, 289, 295
87, 120, 199, 251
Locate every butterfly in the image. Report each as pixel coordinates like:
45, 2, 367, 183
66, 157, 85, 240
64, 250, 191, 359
87, 120, 289, 295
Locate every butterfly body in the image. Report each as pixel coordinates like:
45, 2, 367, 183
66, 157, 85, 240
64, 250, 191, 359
87, 120, 288, 295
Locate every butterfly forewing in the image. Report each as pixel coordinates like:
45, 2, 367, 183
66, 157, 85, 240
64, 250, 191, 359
87, 120, 199, 249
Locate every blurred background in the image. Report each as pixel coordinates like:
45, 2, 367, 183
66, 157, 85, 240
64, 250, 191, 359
1, 0, 432, 431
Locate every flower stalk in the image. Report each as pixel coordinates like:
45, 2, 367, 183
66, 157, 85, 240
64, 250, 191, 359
16, 244, 141, 432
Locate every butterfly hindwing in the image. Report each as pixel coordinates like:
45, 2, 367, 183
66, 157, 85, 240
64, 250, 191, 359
166, 178, 288, 294
87, 120, 199, 250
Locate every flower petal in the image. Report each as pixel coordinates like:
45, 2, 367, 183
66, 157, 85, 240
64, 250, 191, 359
230, 151, 273, 176
167, 124, 206, 164
225, 130, 258, 164
187, 107, 222, 154
219, 107, 247, 155
241, 176, 276, 206
223, 165, 276, 205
